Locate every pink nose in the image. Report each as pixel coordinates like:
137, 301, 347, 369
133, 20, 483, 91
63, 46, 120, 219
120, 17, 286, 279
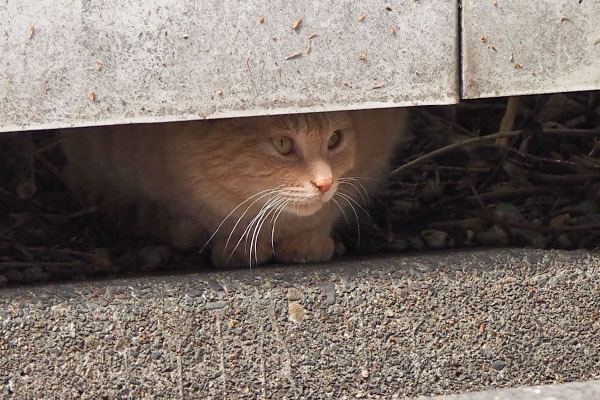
313, 178, 333, 193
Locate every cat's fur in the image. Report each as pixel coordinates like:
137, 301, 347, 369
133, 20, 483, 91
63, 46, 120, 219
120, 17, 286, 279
61, 108, 407, 266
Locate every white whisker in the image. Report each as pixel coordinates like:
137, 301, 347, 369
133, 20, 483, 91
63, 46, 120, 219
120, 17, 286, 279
237, 196, 280, 265
337, 189, 371, 218
339, 178, 369, 207
335, 192, 361, 249
270, 200, 291, 254
200, 187, 280, 254
332, 198, 349, 226
222, 188, 283, 254
249, 197, 287, 266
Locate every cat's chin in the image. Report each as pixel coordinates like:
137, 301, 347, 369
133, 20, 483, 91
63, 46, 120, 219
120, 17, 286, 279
288, 201, 324, 217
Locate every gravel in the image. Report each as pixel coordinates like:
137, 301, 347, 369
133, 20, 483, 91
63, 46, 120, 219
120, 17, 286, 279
1, 248, 599, 399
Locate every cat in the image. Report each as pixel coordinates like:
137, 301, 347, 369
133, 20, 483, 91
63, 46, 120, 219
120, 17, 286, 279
60, 108, 408, 267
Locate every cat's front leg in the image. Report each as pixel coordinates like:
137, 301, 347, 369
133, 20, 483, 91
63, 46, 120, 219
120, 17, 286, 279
275, 227, 335, 264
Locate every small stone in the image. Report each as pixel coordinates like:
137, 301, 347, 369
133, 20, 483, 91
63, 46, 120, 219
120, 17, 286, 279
386, 239, 408, 252
205, 301, 227, 310
334, 240, 347, 256
421, 230, 449, 249
288, 301, 305, 323
385, 309, 394, 318
550, 213, 570, 229
513, 229, 548, 248
558, 234, 573, 249
491, 360, 507, 371
409, 236, 425, 251
49, 347, 62, 356
318, 282, 336, 305
286, 287, 302, 301
139, 246, 172, 267
361, 367, 370, 379
475, 226, 508, 246
84, 334, 98, 349
188, 288, 203, 298
151, 351, 162, 360
3, 269, 23, 282
23, 266, 50, 282
207, 279, 224, 291
494, 202, 522, 222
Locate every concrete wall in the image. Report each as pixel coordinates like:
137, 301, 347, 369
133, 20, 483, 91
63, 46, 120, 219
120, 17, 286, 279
0, 0, 458, 132
2, 0, 599, 133
462, 0, 600, 99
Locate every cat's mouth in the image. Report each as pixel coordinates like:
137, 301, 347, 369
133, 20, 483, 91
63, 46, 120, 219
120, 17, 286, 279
292, 201, 324, 216
285, 188, 336, 217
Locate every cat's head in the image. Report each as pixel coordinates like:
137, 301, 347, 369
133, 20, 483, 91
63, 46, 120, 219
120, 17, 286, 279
198, 112, 356, 217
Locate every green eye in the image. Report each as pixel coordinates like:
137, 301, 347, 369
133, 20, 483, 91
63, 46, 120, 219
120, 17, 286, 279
328, 130, 341, 149
272, 136, 294, 155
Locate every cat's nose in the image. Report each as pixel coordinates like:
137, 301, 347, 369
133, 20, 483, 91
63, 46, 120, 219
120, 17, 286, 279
313, 178, 333, 193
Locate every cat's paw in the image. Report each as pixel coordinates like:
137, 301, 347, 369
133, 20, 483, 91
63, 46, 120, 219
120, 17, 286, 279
210, 238, 273, 267
275, 233, 335, 264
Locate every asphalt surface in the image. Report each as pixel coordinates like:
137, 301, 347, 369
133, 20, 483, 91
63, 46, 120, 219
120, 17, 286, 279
1, 248, 599, 399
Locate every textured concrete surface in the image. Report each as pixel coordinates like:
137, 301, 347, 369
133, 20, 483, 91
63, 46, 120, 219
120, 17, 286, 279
418, 380, 600, 400
0, 0, 458, 132
1, 248, 599, 399
462, 0, 600, 99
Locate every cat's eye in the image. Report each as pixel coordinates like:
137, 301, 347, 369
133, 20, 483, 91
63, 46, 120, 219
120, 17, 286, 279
272, 136, 294, 155
328, 130, 342, 149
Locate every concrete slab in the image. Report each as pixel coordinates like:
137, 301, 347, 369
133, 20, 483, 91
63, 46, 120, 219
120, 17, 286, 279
1, 248, 599, 398
418, 380, 600, 400
462, 0, 600, 99
0, 0, 458, 133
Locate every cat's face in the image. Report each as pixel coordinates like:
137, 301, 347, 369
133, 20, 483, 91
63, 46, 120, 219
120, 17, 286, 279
202, 112, 356, 217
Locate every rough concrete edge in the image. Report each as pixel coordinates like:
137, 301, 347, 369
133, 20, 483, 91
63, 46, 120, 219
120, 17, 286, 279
417, 380, 600, 400
461, 83, 600, 100
0, 97, 457, 133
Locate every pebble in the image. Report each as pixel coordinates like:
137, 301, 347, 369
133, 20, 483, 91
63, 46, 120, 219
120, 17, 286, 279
188, 288, 203, 298
205, 301, 227, 310
286, 287, 302, 301
207, 279, 224, 292
139, 246, 172, 267
318, 282, 336, 305
475, 226, 508, 246
288, 301, 304, 323
550, 213, 570, 229
387, 239, 408, 252
409, 236, 425, 251
421, 230, 449, 249
558, 234, 573, 249
361, 367, 370, 379
491, 360, 507, 371
3, 269, 23, 282
23, 266, 50, 282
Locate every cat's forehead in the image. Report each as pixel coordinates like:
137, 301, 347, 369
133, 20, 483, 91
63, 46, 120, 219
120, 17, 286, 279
243, 113, 351, 136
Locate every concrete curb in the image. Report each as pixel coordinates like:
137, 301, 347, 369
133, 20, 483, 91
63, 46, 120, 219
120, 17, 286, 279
419, 380, 600, 400
1, 248, 599, 398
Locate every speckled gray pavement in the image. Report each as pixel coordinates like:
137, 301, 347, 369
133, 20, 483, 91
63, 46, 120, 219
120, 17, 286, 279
1, 248, 599, 399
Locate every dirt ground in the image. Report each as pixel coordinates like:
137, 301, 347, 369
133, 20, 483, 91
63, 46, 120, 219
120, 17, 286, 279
1, 92, 599, 284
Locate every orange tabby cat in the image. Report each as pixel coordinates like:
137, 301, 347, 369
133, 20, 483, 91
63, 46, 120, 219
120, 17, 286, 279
61, 108, 407, 267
